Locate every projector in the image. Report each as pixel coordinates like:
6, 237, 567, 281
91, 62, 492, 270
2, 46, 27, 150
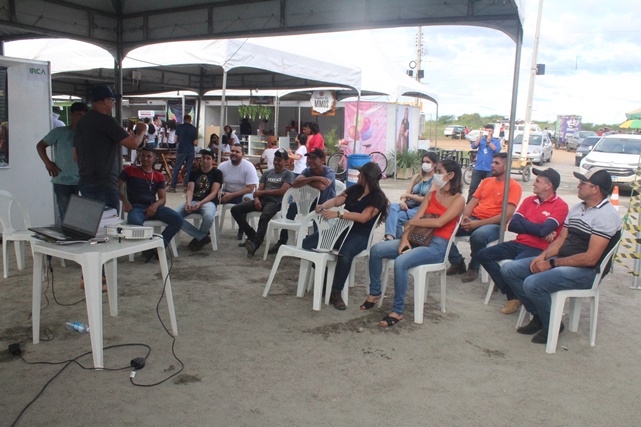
106, 225, 154, 239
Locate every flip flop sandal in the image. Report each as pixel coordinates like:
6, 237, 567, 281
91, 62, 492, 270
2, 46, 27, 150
360, 296, 381, 310
380, 315, 402, 327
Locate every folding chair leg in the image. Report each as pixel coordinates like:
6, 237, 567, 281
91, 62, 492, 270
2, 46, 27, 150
378, 259, 393, 308
263, 223, 274, 260
298, 260, 312, 297
312, 262, 325, 311
3, 241, 8, 279
439, 271, 447, 313
516, 305, 528, 329
15, 241, 26, 270
589, 294, 599, 346
567, 297, 583, 332
484, 280, 495, 305
414, 273, 426, 324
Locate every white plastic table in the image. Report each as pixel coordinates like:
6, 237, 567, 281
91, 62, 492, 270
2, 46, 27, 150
30, 237, 178, 368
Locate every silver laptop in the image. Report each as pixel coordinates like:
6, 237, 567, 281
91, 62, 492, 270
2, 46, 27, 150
30, 195, 106, 242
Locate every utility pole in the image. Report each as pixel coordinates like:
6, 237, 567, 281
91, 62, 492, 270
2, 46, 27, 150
520, 0, 544, 161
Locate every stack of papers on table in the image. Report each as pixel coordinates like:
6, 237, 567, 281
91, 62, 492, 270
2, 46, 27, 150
96, 208, 122, 238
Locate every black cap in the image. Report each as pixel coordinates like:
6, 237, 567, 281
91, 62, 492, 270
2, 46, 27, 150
199, 148, 214, 158
573, 169, 613, 194
532, 167, 561, 191
90, 85, 121, 102
355, 162, 383, 180
305, 148, 325, 159
274, 148, 289, 160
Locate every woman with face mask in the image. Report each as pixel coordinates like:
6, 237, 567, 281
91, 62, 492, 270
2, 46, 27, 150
383, 152, 439, 241
363, 159, 465, 327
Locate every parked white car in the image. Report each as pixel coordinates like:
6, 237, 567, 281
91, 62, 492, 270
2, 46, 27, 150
511, 132, 553, 165
579, 134, 641, 189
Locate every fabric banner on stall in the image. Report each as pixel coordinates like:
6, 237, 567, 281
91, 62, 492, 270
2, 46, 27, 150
167, 100, 196, 124
396, 106, 411, 152
343, 102, 387, 154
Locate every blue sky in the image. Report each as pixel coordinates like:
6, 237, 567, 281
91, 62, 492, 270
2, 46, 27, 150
360, 0, 641, 124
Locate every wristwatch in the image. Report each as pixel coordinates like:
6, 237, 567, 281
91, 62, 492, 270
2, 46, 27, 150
338, 211, 344, 220
549, 259, 556, 268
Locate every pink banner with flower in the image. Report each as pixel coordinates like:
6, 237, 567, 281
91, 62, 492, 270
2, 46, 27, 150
343, 102, 387, 154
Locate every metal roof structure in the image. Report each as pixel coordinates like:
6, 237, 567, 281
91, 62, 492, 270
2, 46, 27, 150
0, 1, 523, 58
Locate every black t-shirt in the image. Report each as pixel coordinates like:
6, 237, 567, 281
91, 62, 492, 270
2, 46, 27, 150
175, 123, 198, 154
344, 185, 379, 235
190, 167, 223, 202
74, 109, 129, 187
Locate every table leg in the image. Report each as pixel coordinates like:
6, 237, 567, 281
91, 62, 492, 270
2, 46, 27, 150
161, 153, 173, 182
157, 245, 178, 336
32, 253, 44, 344
105, 258, 118, 317
81, 253, 104, 369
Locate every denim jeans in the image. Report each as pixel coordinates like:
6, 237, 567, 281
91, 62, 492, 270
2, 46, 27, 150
467, 169, 492, 202
231, 200, 281, 247
368, 237, 448, 315
177, 201, 217, 240
501, 256, 596, 326
477, 241, 542, 300
127, 204, 184, 247
79, 183, 119, 210
448, 219, 500, 269
302, 230, 368, 293
169, 151, 195, 190
53, 183, 79, 221
384, 203, 421, 238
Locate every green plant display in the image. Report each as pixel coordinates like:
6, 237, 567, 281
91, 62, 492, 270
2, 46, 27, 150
324, 126, 339, 156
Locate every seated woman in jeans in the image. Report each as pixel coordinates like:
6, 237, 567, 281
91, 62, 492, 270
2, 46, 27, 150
302, 162, 388, 310
384, 151, 438, 240
363, 159, 465, 326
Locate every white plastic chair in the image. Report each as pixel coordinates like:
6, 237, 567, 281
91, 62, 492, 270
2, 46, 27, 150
335, 180, 346, 194
262, 186, 320, 260
184, 209, 220, 251
263, 211, 353, 311
453, 236, 498, 283
379, 217, 462, 324
128, 220, 179, 261
484, 259, 509, 305
0, 191, 33, 278
516, 235, 622, 354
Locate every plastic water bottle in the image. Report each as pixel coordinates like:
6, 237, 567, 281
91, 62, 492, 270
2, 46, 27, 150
65, 321, 90, 333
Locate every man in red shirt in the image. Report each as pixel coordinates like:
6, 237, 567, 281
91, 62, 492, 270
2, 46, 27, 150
447, 153, 523, 282
478, 168, 569, 314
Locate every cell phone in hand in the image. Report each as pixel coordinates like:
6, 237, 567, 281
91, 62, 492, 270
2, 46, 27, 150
401, 245, 412, 254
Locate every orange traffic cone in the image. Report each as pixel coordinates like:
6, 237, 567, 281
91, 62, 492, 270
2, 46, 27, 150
611, 186, 619, 211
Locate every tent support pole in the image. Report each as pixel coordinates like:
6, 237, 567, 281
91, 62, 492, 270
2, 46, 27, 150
274, 91, 280, 138
499, 22, 523, 243
218, 70, 228, 164
394, 102, 399, 181
353, 95, 361, 155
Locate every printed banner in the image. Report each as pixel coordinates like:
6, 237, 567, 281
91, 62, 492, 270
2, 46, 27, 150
343, 101, 387, 154
311, 90, 336, 116
167, 100, 196, 124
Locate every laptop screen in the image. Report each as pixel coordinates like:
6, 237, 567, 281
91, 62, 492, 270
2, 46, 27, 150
62, 195, 106, 237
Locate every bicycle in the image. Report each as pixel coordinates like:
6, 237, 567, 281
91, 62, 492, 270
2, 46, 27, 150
327, 142, 387, 180
462, 151, 477, 185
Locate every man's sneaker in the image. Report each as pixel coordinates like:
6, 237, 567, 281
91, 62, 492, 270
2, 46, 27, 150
517, 314, 543, 335
187, 238, 199, 251
531, 322, 564, 344
500, 299, 522, 315
268, 241, 283, 254
446, 260, 466, 275
167, 187, 177, 193
245, 240, 258, 258
191, 235, 211, 251
461, 267, 479, 283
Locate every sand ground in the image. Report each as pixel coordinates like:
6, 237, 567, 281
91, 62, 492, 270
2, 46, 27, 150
2, 144, 641, 426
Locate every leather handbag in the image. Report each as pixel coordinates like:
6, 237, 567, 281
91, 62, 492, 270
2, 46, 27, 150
408, 213, 439, 247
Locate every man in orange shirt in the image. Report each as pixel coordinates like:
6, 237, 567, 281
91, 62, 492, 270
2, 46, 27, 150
447, 153, 523, 282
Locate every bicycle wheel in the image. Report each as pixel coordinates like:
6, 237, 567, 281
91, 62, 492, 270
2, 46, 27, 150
369, 151, 388, 175
463, 165, 473, 185
327, 153, 347, 178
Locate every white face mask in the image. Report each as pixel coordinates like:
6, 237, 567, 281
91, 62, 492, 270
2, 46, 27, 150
433, 173, 448, 189
422, 163, 433, 173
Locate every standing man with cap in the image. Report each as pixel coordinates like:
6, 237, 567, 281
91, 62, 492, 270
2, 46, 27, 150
74, 85, 147, 210
37, 102, 88, 220
268, 148, 336, 254
177, 149, 223, 251
502, 169, 621, 345
478, 168, 569, 315
468, 124, 501, 202
232, 148, 294, 257
168, 114, 199, 193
